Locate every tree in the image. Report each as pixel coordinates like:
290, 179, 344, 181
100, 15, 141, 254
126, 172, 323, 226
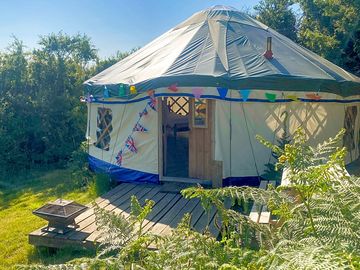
254, 0, 298, 41
298, 0, 360, 64
93, 48, 139, 74
28, 33, 97, 164
0, 33, 140, 174
341, 28, 360, 76
0, 33, 97, 172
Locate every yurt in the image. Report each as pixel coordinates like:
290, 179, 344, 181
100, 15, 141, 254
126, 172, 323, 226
83, 6, 360, 187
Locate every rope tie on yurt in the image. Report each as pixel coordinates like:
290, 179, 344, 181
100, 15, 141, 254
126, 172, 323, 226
241, 103, 261, 179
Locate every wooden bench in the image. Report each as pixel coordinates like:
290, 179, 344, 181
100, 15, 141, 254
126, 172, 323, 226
249, 180, 276, 224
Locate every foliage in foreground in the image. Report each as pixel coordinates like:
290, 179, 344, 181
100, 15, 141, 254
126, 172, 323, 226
19, 129, 360, 269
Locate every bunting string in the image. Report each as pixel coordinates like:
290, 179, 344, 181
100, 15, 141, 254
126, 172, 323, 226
114, 93, 157, 167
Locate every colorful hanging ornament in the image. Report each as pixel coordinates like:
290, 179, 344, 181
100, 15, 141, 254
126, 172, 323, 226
125, 135, 137, 153
130, 85, 137, 95
103, 86, 110, 98
86, 94, 94, 103
192, 88, 204, 98
115, 150, 123, 166
168, 83, 178, 92
239, 89, 251, 101
139, 107, 148, 117
265, 92, 276, 102
148, 96, 157, 111
119, 84, 127, 97
306, 93, 321, 100
217, 87, 228, 99
133, 122, 148, 132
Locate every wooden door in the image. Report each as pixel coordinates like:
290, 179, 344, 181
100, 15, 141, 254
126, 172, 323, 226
189, 99, 222, 187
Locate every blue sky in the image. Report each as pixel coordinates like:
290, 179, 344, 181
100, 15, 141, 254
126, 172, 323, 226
0, 0, 260, 58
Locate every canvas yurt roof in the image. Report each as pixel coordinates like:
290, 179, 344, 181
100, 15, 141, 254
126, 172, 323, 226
84, 5, 360, 97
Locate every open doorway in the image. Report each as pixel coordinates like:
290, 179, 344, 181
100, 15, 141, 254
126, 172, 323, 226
161, 97, 190, 178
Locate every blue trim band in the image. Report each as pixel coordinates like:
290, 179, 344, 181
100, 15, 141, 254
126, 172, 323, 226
91, 93, 360, 104
223, 176, 262, 187
88, 155, 159, 184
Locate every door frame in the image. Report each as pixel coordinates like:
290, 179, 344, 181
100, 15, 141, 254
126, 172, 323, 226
157, 96, 219, 186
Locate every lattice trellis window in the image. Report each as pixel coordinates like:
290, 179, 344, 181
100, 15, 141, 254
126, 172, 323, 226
94, 107, 113, 151
166, 97, 189, 116
343, 106, 358, 151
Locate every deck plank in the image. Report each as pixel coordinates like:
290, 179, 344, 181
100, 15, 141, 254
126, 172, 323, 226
193, 205, 217, 233
150, 197, 189, 234
189, 201, 207, 229
142, 194, 181, 233
161, 198, 200, 235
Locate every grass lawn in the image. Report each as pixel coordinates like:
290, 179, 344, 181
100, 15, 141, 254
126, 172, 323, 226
0, 168, 108, 270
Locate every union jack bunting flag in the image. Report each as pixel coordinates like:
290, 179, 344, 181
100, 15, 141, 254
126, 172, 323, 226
133, 123, 148, 132
139, 107, 148, 117
115, 150, 123, 166
148, 97, 157, 111
125, 135, 137, 153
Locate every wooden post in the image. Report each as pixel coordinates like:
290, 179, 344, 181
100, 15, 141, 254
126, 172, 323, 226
211, 160, 223, 188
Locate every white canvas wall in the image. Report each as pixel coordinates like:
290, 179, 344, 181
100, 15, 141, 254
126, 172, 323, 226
87, 98, 159, 175
215, 100, 360, 178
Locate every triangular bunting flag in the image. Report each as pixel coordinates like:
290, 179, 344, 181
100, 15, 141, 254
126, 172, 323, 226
168, 83, 178, 92
147, 89, 155, 96
192, 88, 204, 98
139, 107, 148, 117
148, 97, 157, 111
217, 87, 228, 99
130, 85, 137, 95
103, 86, 110, 98
239, 89, 251, 101
115, 150, 123, 166
306, 93, 321, 100
125, 136, 137, 153
133, 123, 148, 132
119, 84, 127, 97
265, 92, 276, 102
286, 94, 299, 101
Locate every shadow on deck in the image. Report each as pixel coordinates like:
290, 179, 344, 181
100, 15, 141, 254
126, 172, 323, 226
29, 182, 218, 250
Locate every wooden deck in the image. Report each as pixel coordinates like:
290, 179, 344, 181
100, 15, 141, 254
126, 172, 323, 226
29, 182, 219, 250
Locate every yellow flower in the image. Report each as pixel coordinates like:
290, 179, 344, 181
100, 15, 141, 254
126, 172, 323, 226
279, 155, 287, 163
